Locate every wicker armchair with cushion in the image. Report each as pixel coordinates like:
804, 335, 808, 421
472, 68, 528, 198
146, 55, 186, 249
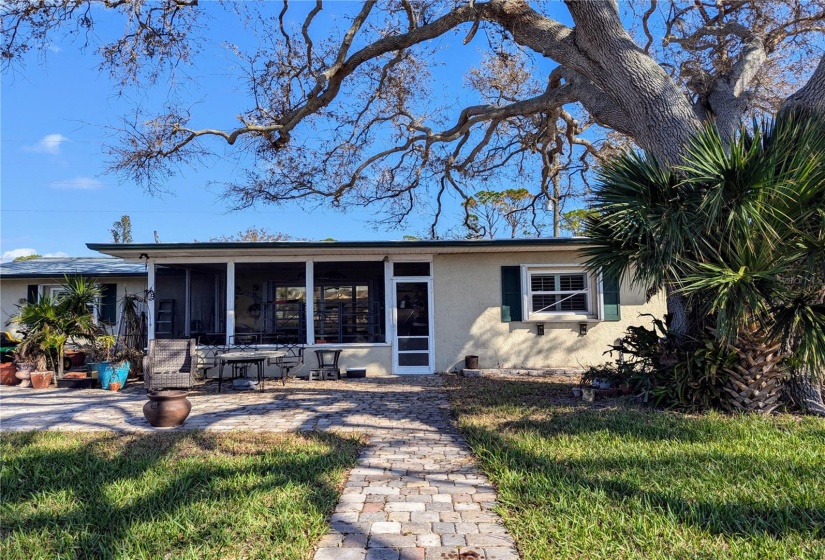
144, 338, 197, 391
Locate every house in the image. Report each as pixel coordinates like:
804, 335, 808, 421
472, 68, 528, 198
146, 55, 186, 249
0, 257, 147, 338
87, 239, 666, 376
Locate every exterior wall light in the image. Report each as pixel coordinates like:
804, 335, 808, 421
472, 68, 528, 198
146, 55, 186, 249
536, 324, 545, 336
579, 323, 588, 335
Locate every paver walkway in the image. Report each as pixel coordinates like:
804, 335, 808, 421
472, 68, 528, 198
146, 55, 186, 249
0, 376, 519, 559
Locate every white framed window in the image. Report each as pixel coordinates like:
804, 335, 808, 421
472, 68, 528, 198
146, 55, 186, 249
42, 284, 105, 324
523, 267, 593, 320
46, 285, 68, 300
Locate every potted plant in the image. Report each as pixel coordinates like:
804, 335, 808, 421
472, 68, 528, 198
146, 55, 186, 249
1, 331, 21, 385
11, 332, 48, 388
29, 354, 54, 389
10, 276, 101, 383
91, 335, 130, 391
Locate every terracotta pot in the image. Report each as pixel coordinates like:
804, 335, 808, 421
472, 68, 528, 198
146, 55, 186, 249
30, 371, 54, 389
143, 390, 192, 428
108, 381, 121, 392
0, 362, 18, 386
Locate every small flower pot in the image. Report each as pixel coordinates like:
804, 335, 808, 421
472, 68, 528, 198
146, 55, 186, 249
571, 386, 583, 398
108, 381, 121, 392
30, 371, 54, 389
582, 388, 595, 402
464, 355, 479, 369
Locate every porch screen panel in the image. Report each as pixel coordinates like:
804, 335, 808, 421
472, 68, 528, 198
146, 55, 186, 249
189, 265, 227, 344
313, 261, 385, 344
236, 262, 306, 344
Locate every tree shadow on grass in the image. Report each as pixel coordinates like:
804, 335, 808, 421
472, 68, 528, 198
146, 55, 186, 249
459, 417, 825, 544
0, 430, 362, 560
448, 374, 825, 443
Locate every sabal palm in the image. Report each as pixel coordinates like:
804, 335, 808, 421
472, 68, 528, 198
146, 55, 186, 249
584, 110, 825, 387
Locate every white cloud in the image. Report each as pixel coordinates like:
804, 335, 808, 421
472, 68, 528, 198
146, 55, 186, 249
49, 176, 103, 190
23, 133, 69, 155
43, 251, 70, 258
47, 44, 62, 54
1, 248, 38, 262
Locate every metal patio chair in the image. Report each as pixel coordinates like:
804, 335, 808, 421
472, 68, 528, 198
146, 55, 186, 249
267, 344, 305, 385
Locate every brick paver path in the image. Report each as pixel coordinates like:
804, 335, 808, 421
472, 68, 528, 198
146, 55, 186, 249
0, 376, 519, 559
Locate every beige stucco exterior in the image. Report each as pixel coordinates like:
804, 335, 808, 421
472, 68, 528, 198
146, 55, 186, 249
1, 277, 147, 338
80, 240, 667, 378
432, 252, 666, 372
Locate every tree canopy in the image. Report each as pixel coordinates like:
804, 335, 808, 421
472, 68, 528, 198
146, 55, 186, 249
3, 1, 823, 234
205, 227, 294, 242
110, 215, 133, 244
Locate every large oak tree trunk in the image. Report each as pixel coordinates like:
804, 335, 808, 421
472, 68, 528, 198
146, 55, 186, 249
787, 370, 825, 417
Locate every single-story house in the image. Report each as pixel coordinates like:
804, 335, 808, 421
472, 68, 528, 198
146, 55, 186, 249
0, 257, 147, 338
86, 239, 666, 376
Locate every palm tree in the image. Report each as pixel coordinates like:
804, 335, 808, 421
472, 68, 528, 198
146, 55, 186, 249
584, 110, 825, 414
12, 275, 102, 379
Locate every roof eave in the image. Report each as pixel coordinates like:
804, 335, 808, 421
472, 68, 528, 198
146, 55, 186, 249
87, 238, 596, 259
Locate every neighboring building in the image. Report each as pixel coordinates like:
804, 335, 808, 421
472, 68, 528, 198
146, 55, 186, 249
87, 239, 666, 376
0, 258, 147, 337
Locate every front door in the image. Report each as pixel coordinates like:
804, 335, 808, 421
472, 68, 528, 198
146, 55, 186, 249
392, 279, 434, 374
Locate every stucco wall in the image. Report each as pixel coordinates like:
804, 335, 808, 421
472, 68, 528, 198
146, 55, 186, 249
1, 277, 147, 338
0, 280, 29, 336
432, 252, 665, 372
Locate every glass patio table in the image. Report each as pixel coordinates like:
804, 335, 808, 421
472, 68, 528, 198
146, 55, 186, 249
217, 350, 285, 392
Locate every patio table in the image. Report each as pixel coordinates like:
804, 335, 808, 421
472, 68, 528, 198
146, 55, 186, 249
217, 350, 285, 392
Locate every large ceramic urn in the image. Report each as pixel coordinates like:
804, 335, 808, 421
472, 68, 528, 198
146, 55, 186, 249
143, 390, 192, 427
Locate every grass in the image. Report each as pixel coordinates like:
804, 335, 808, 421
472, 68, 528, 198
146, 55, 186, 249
446, 375, 825, 560
0, 431, 362, 560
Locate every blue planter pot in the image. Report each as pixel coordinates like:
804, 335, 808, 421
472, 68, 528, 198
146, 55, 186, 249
99, 361, 130, 390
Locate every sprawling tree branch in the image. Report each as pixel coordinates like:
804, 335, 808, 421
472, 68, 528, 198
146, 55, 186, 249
3, 0, 824, 235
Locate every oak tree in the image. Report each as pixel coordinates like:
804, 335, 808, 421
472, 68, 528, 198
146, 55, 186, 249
3, 0, 823, 235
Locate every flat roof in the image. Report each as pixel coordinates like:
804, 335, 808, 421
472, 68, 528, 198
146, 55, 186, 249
87, 238, 592, 259
0, 257, 146, 279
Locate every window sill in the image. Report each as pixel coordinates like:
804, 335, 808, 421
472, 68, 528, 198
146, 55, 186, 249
525, 315, 597, 323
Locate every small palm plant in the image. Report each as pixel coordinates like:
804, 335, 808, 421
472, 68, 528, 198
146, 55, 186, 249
585, 109, 825, 414
12, 276, 102, 379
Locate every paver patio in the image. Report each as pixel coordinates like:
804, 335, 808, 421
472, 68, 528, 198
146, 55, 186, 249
0, 376, 519, 560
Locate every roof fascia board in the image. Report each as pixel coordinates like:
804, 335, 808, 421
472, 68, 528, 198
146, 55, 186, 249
87, 239, 592, 260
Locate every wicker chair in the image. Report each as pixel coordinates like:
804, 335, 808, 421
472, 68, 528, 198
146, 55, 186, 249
144, 338, 197, 391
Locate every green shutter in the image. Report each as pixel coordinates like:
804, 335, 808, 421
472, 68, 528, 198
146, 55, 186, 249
501, 266, 522, 322
27, 285, 39, 304
100, 284, 118, 324
602, 271, 621, 321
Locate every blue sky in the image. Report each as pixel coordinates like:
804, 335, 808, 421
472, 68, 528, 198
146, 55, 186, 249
1, 2, 571, 261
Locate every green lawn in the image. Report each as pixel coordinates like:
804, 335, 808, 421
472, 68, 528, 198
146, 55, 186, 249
0, 431, 362, 560
446, 375, 825, 560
